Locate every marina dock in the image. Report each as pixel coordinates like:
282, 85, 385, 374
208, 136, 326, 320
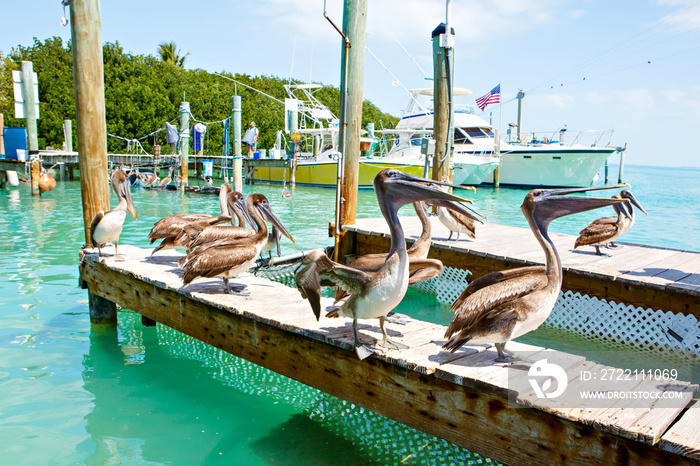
343, 217, 700, 319
79, 244, 699, 464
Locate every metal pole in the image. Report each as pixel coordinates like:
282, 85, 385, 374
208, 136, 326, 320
232, 96, 242, 192
493, 128, 501, 188
179, 102, 190, 189
0, 113, 4, 155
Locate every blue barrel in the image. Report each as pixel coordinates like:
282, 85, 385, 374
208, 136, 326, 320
3, 127, 28, 159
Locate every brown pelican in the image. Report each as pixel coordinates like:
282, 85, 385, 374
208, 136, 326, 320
574, 190, 643, 254
89, 170, 138, 261
159, 167, 173, 187
148, 184, 235, 255
333, 200, 483, 303
443, 184, 628, 361
181, 193, 295, 293
436, 180, 480, 240
144, 170, 159, 187
295, 169, 478, 360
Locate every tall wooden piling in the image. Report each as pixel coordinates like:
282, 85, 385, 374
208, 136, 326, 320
431, 23, 454, 184
232, 96, 242, 192
21, 61, 39, 154
64, 119, 73, 152
69, 0, 116, 325
338, 0, 368, 228
179, 102, 190, 189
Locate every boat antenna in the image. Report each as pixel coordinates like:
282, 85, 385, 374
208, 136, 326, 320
289, 35, 297, 86
213, 74, 284, 104
391, 34, 431, 80
366, 46, 428, 114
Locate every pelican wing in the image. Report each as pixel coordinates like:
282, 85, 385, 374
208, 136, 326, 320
574, 223, 619, 248
89, 211, 105, 247
447, 270, 547, 335
182, 243, 258, 284
187, 225, 255, 249
408, 258, 443, 284
296, 250, 373, 320
587, 215, 617, 228
147, 214, 213, 242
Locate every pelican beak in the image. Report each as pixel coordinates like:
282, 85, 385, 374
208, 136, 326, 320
531, 183, 629, 227
122, 180, 137, 220
622, 190, 647, 215
383, 170, 478, 213
258, 202, 295, 243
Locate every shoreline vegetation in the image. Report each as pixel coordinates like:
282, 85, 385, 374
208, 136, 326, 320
0, 37, 399, 155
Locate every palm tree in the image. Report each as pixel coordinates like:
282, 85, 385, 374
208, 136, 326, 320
157, 41, 189, 68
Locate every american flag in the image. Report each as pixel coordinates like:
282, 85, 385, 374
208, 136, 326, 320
475, 84, 501, 111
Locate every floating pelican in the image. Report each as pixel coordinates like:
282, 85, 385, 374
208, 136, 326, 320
148, 184, 235, 255
295, 169, 478, 359
89, 170, 138, 261
159, 167, 173, 187
181, 193, 295, 293
443, 184, 628, 361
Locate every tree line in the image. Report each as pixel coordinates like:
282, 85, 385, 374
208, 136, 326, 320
0, 37, 398, 155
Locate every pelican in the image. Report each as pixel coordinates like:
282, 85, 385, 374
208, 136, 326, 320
159, 167, 173, 187
181, 193, 295, 293
617, 189, 647, 240
89, 170, 138, 261
295, 169, 478, 360
333, 200, 483, 303
443, 184, 628, 361
573, 195, 629, 255
148, 184, 236, 255
436, 179, 480, 240
144, 170, 159, 187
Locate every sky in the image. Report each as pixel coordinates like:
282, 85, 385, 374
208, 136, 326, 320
1, 0, 699, 168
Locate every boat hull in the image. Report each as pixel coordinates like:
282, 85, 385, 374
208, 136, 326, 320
252, 159, 426, 189
483, 147, 616, 187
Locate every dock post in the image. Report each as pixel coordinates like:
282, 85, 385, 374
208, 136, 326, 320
69, 0, 111, 245
179, 102, 190, 189
232, 96, 243, 192
64, 119, 73, 152
618, 150, 626, 183
30, 159, 41, 195
431, 22, 454, 184
88, 290, 117, 325
0, 113, 4, 155
493, 128, 501, 188
338, 0, 368, 230
21, 61, 39, 155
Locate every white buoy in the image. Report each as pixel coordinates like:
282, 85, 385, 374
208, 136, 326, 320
6, 170, 20, 186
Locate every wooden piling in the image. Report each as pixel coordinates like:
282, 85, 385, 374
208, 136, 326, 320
179, 102, 190, 189
431, 24, 454, 184
232, 96, 243, 192
21, 61, 39, 153
338, 0, 368, 228
30, 159, 41, 195
70, 0, 116, 325
0, 113, 4, 155
64, 119, 73, 152
493, 128, 501, 188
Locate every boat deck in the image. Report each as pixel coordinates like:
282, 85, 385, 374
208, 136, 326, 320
344, 217, 700, 319
79, 245, 700, 464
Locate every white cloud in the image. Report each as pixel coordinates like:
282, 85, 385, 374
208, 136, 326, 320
541, 93, 575, 108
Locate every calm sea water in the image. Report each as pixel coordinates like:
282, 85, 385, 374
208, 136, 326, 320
0, 164, 698, 465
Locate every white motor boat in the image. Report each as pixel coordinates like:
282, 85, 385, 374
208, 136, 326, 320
380, 88, 619, 187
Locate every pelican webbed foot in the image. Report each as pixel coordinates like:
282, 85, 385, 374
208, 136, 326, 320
352, 319, 375, 360
113, 255, 126, 262
379, 316, 408, 351
495, 343, 519, 363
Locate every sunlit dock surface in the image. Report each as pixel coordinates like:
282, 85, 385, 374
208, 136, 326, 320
79, 245, 699, 464
345, 217, 700, 319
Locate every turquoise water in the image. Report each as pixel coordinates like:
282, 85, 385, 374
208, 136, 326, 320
0, 164, 697, 464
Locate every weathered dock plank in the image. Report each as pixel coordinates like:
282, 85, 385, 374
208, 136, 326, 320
346, 217, 700, 318
660, 399, 700, 460
79, 245, 700, 465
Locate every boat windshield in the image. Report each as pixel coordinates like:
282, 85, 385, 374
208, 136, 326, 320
455, 127, 493, 144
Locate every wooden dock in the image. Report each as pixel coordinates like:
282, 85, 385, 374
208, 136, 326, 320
79, 245, 700, 464
343, 217, 700, 319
